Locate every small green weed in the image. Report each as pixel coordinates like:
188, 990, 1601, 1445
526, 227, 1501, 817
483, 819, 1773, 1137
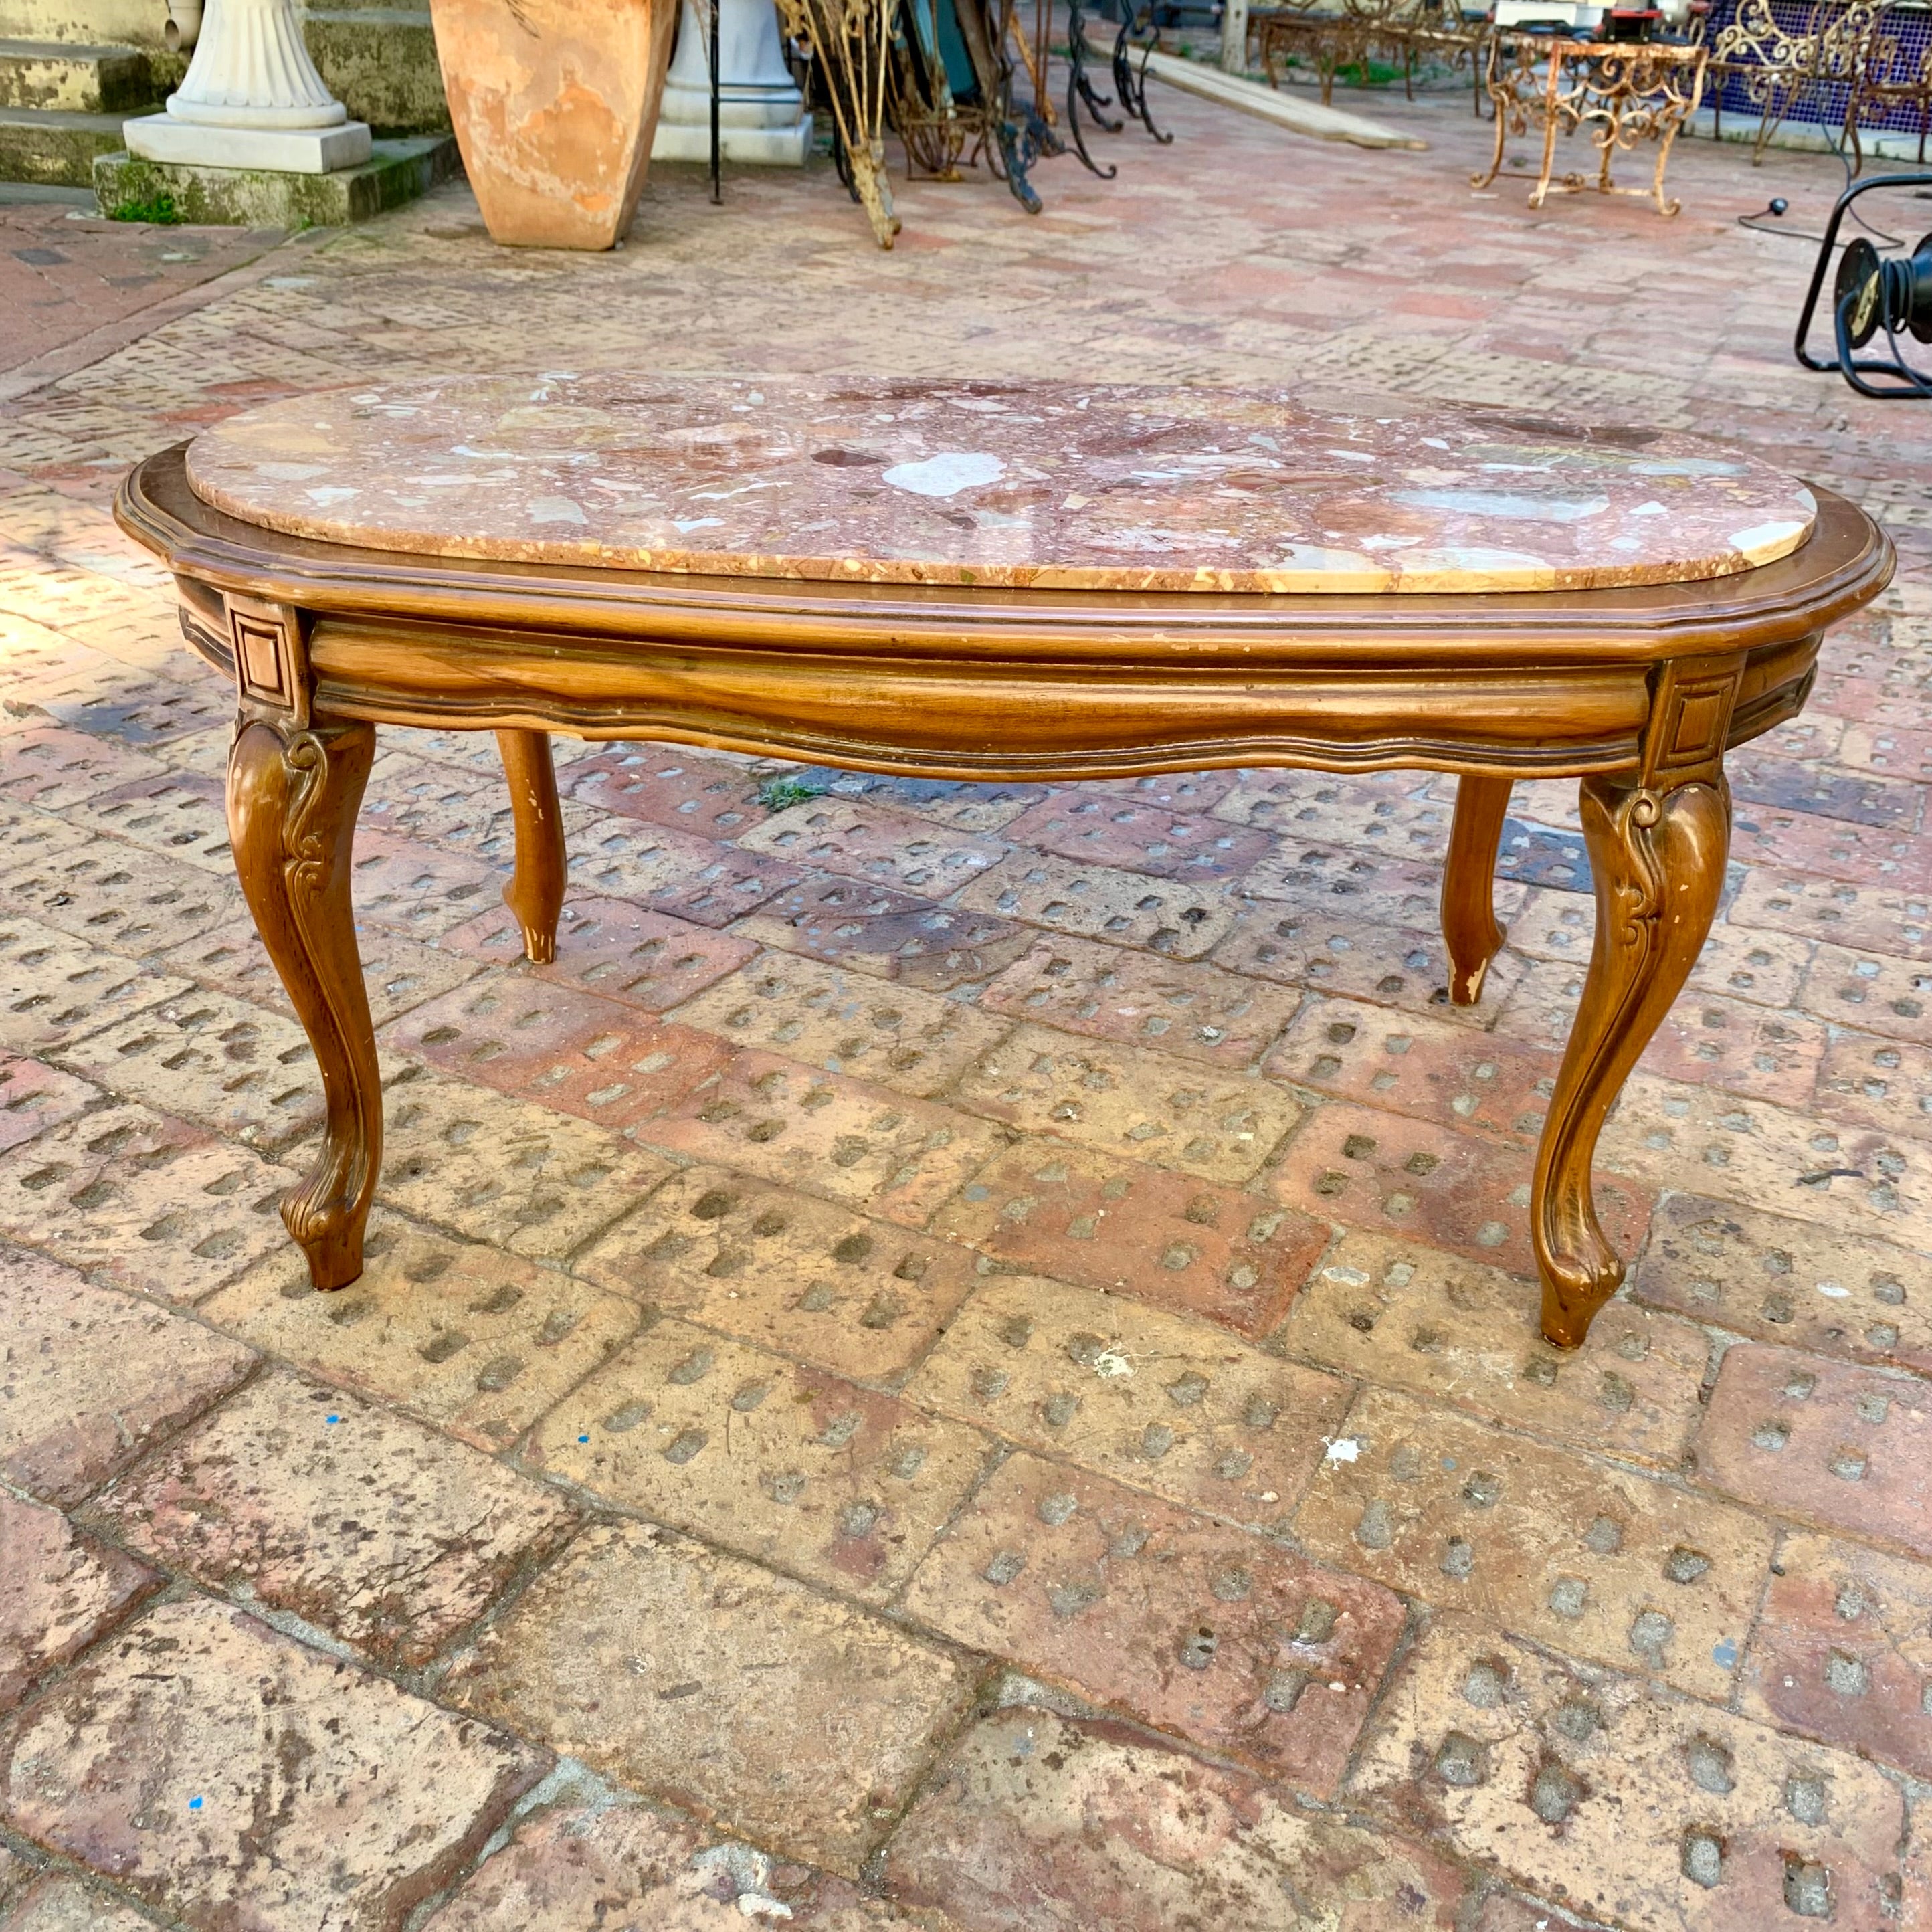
108, 191, 185, 224
1333, 56, 1403, 84
756, 774, 830, 811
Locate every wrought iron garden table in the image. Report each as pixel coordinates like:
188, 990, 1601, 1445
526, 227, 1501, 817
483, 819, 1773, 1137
1474, 33, 1709, 215
116, 375, 1890, 1349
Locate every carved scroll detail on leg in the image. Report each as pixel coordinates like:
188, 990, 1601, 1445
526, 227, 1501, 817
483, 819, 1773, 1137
496, 728, 565, 965
229, 715, 379, 1290
1442, 774, 1513, 1005
1533, 770, 1729, 1347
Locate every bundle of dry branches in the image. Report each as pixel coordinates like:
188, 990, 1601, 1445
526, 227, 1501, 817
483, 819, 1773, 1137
775, 0, 901, 246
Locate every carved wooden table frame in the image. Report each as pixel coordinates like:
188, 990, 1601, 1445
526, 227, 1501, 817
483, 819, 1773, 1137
118, 446, 1891, 1350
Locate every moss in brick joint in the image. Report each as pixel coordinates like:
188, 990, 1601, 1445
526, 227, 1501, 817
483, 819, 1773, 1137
108, 189, 186, 225
104, 161, 187, 225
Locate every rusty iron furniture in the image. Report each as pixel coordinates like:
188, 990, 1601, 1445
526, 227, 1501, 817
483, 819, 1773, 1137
887, 0, 1069, 209
1256, 0, 1367, 101
1409, 2, 1495, 110
1846, 8, 1932, 169
1255, 0, 1489, 108
116, 382, 1889, 1353
1474, 33, 1709, 214
1059, 0, 1173, 165
1708, 0, 1878, 161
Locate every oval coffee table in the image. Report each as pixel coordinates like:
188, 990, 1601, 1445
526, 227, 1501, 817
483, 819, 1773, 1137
116, 375, 1892, 1348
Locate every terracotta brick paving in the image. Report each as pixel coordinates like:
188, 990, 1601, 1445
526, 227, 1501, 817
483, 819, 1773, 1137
0, 196, 285, 381
1, 66, 1931, 1930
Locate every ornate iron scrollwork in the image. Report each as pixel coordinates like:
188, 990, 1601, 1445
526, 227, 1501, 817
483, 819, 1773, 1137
1472, 31, 1707, 215
1709, 0, 1880, 162
1064, 0, 1123, 173
1112, 1, 1174, 140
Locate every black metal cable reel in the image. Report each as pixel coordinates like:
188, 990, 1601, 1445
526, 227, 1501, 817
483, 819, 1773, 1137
1795, 171, 1932, 398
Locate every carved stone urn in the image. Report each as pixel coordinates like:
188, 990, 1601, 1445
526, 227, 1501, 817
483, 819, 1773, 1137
427, 0, 679, 249
126, 0, 372, 173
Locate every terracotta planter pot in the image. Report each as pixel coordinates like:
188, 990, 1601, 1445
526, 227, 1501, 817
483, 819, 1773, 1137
429, 0, 677, 250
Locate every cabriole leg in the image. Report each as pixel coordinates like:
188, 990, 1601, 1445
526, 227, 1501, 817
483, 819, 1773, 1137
1441, 773, 1513, 1005
1533, 765, 1729, 1347
496, 729, 566, 964
229, 714, 381, 1290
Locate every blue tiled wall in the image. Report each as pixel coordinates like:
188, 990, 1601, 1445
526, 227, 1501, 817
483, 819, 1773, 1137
1703, 0, 1932, 136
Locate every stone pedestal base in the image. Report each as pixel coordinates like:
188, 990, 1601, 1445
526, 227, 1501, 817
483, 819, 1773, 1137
94, 130, 451, 222
124, 108, 371, 172
648, 0, 811, 165
649, 108, 811, 164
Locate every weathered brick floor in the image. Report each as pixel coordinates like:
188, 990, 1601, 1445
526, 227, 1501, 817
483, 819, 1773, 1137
0, 190, 286, 391
1, 76, 1931, 1930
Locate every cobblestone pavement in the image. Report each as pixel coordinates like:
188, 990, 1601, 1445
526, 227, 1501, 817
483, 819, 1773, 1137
1, 75, 1931, 1931
0, 191, 286, 383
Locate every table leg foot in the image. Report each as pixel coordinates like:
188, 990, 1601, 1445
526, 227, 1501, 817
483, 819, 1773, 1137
1442, 774, 1512, 1005
1530, 70, 1561, 207
1471, 108, 1507, 189
228, 714, 381, 1291
1533, 769, 1729, 1346
1651, 118, 1683, 217
496, 729, 566, 965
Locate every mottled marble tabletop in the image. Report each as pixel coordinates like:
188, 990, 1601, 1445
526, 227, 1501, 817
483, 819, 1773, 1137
185, 373, 1816, 595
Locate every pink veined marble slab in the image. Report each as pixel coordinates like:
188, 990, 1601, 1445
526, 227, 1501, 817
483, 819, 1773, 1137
183, 374, 1817, 595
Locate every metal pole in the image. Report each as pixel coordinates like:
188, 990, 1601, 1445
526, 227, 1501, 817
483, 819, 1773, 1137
710, 0, 723, 202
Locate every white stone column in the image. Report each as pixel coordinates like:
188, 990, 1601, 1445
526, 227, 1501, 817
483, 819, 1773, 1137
1221, 0, 1250, 71
124, 0, 372, 173
651, 0, 813, 165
